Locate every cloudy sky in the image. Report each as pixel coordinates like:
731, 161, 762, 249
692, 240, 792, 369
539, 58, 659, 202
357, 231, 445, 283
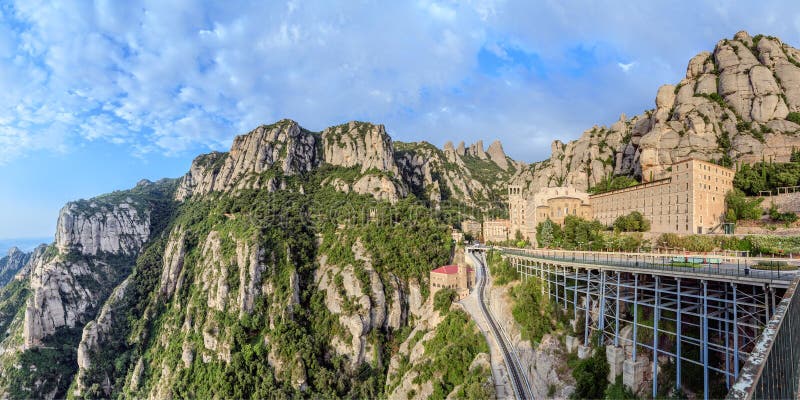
1, 0, 799, 240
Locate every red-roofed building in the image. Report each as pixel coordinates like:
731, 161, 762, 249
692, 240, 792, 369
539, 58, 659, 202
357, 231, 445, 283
430, 264, 475, 299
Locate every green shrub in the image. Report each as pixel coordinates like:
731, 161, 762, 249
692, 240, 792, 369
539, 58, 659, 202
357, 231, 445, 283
613, 211, 651, 232
570, 346, 609, 399
433, 288, 457, 314
787, 112, 800, 125
487, 250, 518, 285
752, 260, 796, 270
604, 375, 637, 399
768, 204, 798, 223
588, 175, 640, 195
536, 219, 563, 248
726, 189, 764, 221
510, 279, 563, 343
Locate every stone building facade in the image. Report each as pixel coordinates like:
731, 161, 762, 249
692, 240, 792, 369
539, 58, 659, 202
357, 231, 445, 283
509, 185, 592, 240
509, 158, 734, 238
591, 158, 733, 234
430, 265, 475, 299
482, 219, 511, 243
461, 220, 482, 239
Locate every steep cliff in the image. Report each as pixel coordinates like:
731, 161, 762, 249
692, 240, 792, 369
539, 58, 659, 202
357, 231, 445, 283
176, 118, 517, 209
0, 247, 31, 288
0, 179, 177, 399
515, 31, 800, 193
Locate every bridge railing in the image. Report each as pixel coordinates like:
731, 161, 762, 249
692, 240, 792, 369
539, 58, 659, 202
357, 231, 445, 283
727, 276, 800, 399
496, 247, 798, 284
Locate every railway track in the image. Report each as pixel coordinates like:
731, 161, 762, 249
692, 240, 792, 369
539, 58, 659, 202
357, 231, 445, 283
471, 251, 533, 400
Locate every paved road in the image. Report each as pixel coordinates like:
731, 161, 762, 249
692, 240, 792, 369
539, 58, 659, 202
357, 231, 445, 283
466, 249, 534, 400
499, 247, 798, 285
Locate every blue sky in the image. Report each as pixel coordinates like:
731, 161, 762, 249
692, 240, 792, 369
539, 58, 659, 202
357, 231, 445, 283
1, 0, 799, 240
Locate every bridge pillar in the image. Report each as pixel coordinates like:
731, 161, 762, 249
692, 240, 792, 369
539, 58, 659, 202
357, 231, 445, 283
676, 278, 682, 391
632, 274, 639, 362
733, 283, 739, 380
562, 265, 568, 312
652, 276, 660, 398
623, 358, 647, 392
703, 280, 709, 400
577, 344, 592, 359
573, 268, 579, 320
607, 345, 624, 382
598, 271, 607, 346
614, 271, 621, 347
584, 270, 591, 345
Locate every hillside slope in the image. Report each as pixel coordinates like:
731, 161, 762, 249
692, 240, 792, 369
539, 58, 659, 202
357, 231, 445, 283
0, 120, 504, 399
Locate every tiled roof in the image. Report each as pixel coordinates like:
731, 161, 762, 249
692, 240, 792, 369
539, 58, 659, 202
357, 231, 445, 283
431, 265, 473, 275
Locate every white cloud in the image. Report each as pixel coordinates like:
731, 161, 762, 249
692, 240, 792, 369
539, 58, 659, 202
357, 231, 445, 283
617, 61, 636, 72
0, 0, 798, 166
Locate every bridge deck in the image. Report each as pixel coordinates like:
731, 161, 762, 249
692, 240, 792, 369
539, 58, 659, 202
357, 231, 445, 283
500, 248, 796, 289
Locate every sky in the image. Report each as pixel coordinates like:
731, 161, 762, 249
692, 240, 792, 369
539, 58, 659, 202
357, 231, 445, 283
1, 0, 799, 240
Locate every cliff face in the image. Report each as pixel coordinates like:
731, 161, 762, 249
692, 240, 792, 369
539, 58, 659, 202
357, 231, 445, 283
0, 117, 512, 398
0, 180, 176, 398
175, 119, 320, 200
515, 31, 800, 193
176, 119, 516, 207
0, 247, 31, 288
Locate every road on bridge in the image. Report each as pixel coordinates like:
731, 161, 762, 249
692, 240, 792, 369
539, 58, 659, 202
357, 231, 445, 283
500, 247, 799, 286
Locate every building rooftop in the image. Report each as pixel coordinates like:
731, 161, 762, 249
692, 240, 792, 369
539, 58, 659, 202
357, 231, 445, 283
432, 265, 473, 275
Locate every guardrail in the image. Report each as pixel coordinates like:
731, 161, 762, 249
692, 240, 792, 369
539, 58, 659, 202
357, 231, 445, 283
497, 247, 798, 285
727, 276, 800, 399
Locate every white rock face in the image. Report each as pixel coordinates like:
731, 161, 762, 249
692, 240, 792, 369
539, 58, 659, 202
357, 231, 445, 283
159, 228, 186, 299
24, 195, 150, 349
176, 119, 319, 199
486, 140, 510, 170
56, 201, 150, 256
322, 121, 399, 175
314, 239, 408, 367
514, 31, 800, 193
0, 247, 31, 286
23, 256, 99, 348
74, 278, 131, 396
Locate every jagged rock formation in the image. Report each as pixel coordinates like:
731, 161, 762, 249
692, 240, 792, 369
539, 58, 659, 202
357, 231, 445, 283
22, 193, 155, 349
74, 277, 130, 397
0, 247, 30, 287
487, 140, 510, 170
322, 122, 399, 175
176, 118, 516, 207
175, 119, 319, 200
515, 31, 800, 193
56, 201, 150, 256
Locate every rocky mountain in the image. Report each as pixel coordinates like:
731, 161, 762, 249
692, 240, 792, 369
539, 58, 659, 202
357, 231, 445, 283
176, 118, 518, 209
515, 31, 800, 192
0, 119, 509, 399
3, 30, 796, 400
0, 247, 31, 288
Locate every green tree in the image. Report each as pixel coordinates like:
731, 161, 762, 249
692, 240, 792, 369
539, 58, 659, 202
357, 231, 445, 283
571, 346, 610, 399
726, 189, 763, 221
563, 215, 603, 250
433, 288, 457, 314
613, 211, 651, 232
535, 219, 562, 248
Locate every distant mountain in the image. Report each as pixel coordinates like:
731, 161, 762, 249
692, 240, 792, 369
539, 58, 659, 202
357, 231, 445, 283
0, 247, 30, 287
0, 238, 50, 256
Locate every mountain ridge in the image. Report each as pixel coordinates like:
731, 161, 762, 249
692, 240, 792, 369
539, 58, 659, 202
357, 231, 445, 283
1, 30, 799, 399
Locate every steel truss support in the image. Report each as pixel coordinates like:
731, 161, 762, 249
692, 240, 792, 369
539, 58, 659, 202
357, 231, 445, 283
507, 254, 786, 398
